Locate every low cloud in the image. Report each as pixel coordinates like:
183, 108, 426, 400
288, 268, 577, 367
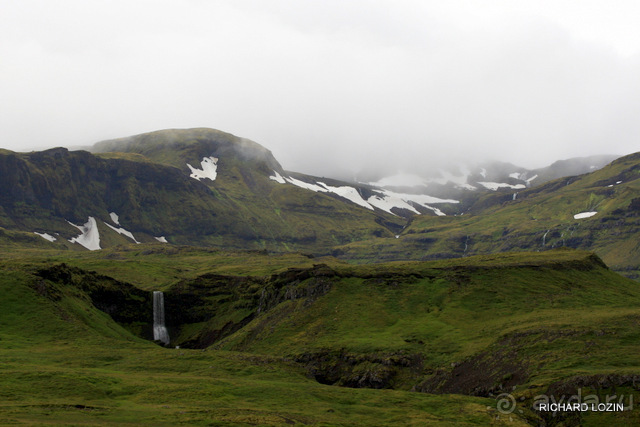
1, 0, 639, 179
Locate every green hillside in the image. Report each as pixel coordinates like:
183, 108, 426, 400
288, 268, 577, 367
2, 246, 639, 425
208, 249, 640, 427
1, 128, 639, 425
336, 152, 640, 279
1, 246, 539, 426
93, 128, 408, 248
93, 127, 283, 173
0, 129, 405, 253
2, 128, 638, 277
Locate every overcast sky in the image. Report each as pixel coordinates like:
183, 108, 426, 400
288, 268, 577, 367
1, 0, 639, 178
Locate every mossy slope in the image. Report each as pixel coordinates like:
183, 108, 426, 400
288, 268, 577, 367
336, 152, 640, 279
3, 246, 640, 424
0, 250, 533, 426
0, 129, 405, 253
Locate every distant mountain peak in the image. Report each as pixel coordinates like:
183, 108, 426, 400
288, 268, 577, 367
92, 127, 284, 173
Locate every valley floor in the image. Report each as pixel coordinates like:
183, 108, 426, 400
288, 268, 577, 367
0, 341, 522, 426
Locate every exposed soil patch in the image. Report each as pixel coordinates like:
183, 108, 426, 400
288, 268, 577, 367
294, 350, 423, 389
414, 348, 528, 396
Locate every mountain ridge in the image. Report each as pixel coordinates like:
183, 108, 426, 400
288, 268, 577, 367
1, 128, 640, 425
335, 150, 640, 278
93, 127, 285, 174
0, 127, 637, 280
0, 130, 407, 252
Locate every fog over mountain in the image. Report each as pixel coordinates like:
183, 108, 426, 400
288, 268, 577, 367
1, 0, 639, 179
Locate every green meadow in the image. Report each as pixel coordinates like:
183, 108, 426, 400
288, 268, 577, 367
1, 246, 640, 425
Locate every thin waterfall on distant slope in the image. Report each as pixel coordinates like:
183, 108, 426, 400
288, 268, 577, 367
153, 291, 170, 345
542, 230, 550, 247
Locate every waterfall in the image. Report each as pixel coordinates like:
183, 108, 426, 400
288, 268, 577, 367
153, 291, 170, 345
542, 230, 550, 247
513, 192, 518, 201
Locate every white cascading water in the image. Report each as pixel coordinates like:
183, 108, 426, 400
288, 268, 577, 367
153, 291, 170, 345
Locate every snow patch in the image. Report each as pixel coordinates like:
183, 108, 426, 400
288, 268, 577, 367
574, 211, 598, 219
367, 190, 457, 216
526, 174, 538, 184
424, 205, 446, 216
155, 236, 168, 243
105, 222, 140, 244
269, 171, 286, 184
372, 167, 475, 190
317, 182, 373, 210
479, 168, 487, 178
68, 217, 101, 250
509, 172, 520, 179
284, 176, 328, 192
282, 174, 457, 216
34, 232, 56, 242
109, 212, 120, 225
187, 157, 218, 181
286, 176, 373, 209
367, 193, 420, 215
478, 182, 527, 191
391, 191, 458, 206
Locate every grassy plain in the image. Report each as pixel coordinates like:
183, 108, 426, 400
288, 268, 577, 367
1, 246, 640, 425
